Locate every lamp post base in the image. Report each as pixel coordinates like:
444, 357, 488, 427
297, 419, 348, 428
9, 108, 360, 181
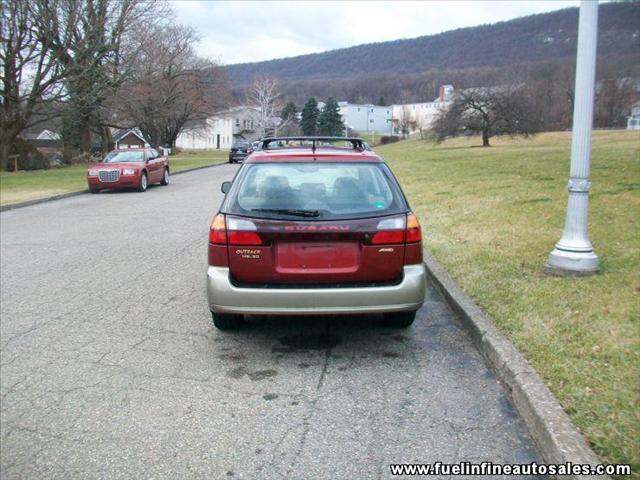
545, 248, 599, 276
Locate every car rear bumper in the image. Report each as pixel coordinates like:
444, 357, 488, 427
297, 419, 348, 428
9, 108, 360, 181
207, 264, 426, 315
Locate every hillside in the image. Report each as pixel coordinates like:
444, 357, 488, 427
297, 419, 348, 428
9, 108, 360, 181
224, 2, 640, 104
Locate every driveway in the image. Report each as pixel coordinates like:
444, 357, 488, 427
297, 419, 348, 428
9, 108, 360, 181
1, 164, 543, 479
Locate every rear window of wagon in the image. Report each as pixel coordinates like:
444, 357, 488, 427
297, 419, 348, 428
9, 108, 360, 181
224, 162, 408, 220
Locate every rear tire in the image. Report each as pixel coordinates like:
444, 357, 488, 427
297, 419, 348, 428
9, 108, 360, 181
137, 172, 148, 192
160, 168, 169, 185
211, 312, 243, 330
383, 310, 417, 328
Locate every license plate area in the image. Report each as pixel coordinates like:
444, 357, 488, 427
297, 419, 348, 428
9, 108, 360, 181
276, 241, 360, 273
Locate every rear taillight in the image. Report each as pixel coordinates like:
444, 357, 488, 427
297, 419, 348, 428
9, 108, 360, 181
227, 217, 264, 245
208, 213, 228, 266
209, 213, 227, 244
406, 213, 422, 243
371, 216, 405, 244
370, 230, 404, 244
369, 213, 422, 245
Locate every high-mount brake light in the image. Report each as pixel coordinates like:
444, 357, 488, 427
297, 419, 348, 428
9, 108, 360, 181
406, 213, 422, 243
209, 214, 227, 244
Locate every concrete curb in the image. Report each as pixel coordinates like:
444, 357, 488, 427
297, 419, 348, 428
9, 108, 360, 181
0, 162, 227, 212
423, 250, 608, 480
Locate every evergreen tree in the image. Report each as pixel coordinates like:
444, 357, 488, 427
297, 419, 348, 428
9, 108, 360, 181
300, 97, 319, 135
280, 102, 298, 123
378, 96, 386, 106
317, 97, 345, 136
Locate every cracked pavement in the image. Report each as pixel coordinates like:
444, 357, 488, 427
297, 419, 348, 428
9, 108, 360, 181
1, 164, 544, 479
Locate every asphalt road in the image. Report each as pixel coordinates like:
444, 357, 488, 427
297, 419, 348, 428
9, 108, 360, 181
1, 164, 543, 479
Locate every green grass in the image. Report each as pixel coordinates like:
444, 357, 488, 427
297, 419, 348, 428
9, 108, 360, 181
378, 130, 640, 475
357, 132, 391, 146
0, 149, 227, 205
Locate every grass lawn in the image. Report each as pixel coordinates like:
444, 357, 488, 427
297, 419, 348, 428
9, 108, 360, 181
0, 149, 227, 206
357, 132, 392, 146
378, 130, 639, 475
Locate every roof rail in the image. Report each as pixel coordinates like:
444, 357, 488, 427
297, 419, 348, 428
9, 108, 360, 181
260, 136, 367, 153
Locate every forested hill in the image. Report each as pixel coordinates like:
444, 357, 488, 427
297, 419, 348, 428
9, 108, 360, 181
225, 2, 640, 86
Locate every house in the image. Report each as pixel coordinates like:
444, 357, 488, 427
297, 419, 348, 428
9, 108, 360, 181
175, 107, 261, 150
113, 128, 149, 149
338, 102, 393, 135
627, 101, 640, 130
35, 129, 61, 140
390, 85, 454, 135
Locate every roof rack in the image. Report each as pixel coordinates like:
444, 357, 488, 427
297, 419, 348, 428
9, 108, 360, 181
260, 136, 367, 153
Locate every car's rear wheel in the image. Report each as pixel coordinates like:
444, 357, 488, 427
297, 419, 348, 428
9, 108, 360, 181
383, 310, 417, 328
160, 168, 169, 186
211, 312, 244, 330
137, 172, 148, 192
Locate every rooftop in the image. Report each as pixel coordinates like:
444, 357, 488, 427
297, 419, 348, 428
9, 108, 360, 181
246, 147, 383, 163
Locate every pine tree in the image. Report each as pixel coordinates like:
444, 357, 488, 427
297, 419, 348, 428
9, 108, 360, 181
300, 98, 319, 135
317, 97, 345, 136
280, 102, 298, 123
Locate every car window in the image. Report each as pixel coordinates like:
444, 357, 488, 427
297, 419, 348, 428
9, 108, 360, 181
151, 149, 160, 159
226, 162, 406, 220
103, 151, 145, 163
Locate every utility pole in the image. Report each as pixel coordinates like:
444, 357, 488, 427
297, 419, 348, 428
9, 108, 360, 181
545, 0, 599, 276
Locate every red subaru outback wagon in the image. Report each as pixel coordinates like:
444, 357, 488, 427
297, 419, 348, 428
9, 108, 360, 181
207, 137, 426, 330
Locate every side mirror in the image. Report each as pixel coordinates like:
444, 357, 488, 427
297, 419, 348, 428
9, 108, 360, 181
221, 181, 232, 194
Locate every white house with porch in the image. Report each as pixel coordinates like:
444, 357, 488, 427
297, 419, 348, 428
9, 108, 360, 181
176, 106, 261, 150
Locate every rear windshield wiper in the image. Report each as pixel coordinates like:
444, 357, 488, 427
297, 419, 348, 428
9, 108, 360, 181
251, 208, 320, 217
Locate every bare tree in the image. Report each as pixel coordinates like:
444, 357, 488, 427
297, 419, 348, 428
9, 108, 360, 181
431, 86, 542, 147
595, 78, 638, 128
246, 75, 283, 137
416, 114, 428, 140
115, 24, 230, 148
0, 0, 77, 168
60, 0, 169, 154
397, 106, 412, 138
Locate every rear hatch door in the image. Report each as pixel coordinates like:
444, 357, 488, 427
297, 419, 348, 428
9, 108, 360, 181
227, 216, 405, 285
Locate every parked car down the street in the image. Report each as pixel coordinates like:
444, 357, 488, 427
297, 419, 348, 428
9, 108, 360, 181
249, 140, 262, 152
86, 148, 170, 193
207, 136, 426, 330
228, 141, 251, 163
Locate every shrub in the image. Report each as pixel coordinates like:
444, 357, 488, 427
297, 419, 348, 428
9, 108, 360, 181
69, 152, 96, 165
5, 138, 49, 171
379, 136, 400, 145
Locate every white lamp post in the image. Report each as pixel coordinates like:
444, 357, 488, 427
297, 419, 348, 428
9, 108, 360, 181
545, 0, 599, 276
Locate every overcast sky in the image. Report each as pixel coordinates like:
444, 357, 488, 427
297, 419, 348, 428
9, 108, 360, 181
171, 0, 580, 65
